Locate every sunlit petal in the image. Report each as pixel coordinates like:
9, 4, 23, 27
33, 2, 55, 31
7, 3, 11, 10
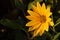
28, 23, 41, 31
26, 20, 39, 26
49, 21, 54, 26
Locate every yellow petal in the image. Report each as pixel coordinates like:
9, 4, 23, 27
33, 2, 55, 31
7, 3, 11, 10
39, 24, 45, 36
47, 17, 52, 22
26, 16, 36, 20
42, 3, 46, 10
37, 2, 41, 9
47, 6, 51, 12
46, 6, 52, 17
33, 23, 44, 37
26, 20, 39, 26
31, 5, 38, 13
39, 30, 44, 36
41, 3, 46, 15
47, 12, 52, 17
44, 22, 49, 31
49, 21, 54, 26
39, 22, 49, 36
26, 15, 41, 22
28, 23, 41, 31
27, 10, 40, 17
33, 29, 40, 37
36, 2, 43, 15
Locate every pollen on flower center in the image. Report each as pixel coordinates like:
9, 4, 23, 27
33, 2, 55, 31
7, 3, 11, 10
40, 15, 46, 23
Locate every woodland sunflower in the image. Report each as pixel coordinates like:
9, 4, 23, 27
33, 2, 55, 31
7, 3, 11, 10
26, 2, 54, 37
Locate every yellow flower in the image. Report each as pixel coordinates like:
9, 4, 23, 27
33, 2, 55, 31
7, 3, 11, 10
26, 2, 54, 37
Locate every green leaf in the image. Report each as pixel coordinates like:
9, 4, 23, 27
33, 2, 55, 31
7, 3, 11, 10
28, 1, 36, 10
52, 32, 60, 40
28, 0, 43, 10
51, 18, 60, 33
34, 0, 43, 2
0, 19, 19, 29
58, 10, 60, 14
14, 0, 23, 9
19, 0, 23, 4
56, 18, 60, 23
53, 18, 60, 27
54, 18, 60, 27
0, 18, 29, 40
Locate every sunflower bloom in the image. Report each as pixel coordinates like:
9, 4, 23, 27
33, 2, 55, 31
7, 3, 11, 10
26, 2, 54, 37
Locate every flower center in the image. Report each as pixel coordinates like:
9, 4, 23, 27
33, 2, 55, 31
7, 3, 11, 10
40, 15, 46, 23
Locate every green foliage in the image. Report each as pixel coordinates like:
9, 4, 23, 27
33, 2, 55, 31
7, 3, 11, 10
52, 33, 60, 40
0, 19, 19, 29
28, 0, 43, 10
14, 0, 23, 9
28, 1, 35, 10
56, 18, 60, 23
53, 18, 60, 28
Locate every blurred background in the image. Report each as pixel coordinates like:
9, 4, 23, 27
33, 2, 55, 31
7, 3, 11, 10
0, 0, 60, 40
